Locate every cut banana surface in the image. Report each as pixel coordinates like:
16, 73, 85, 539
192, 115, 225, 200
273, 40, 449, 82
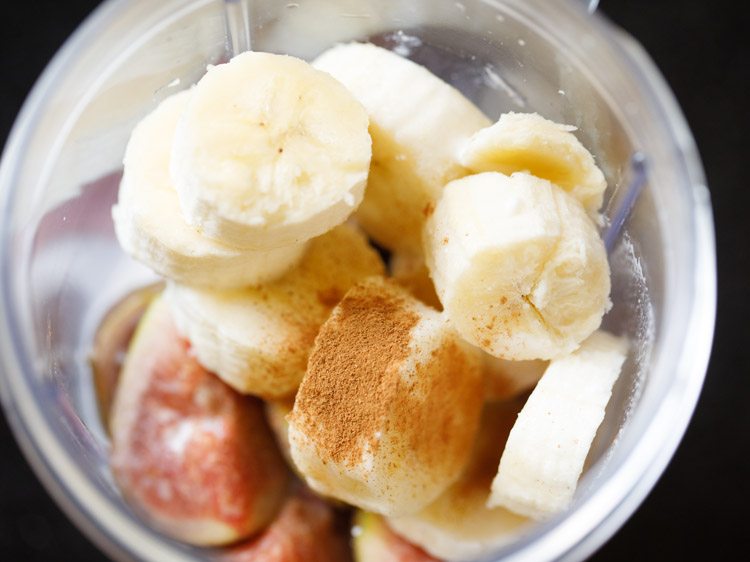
171, 51, 371, 250
424, 171, 611, 361
388, 400, 530, 561
112, 90, 306, 288
166, 225, 385, 399
288, 278, 484, 517
313, 42, 491, 253
487, 331, 627, 519
459, 112, 607, 217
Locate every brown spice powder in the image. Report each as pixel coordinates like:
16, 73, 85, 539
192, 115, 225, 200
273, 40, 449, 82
390, 337, 483, 479
290, 279, 419, 466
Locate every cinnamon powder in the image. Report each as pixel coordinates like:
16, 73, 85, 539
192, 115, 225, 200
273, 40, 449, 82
290, 279, 419, 465
290, 278, 483, 477
392, 337, 482, 476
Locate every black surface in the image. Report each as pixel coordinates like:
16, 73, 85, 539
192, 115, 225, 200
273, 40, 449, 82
0, 1, 747, 560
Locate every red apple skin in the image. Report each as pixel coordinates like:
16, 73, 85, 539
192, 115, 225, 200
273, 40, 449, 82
110, 297, 289, 546
222, 490, 352, 562
354, 511, 440, 562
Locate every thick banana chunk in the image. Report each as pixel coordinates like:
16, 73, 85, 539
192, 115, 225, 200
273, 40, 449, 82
288, 278, 484, 516
388, 400, 530, 561
112, 91, 306, 288
424, 172, 611, 360
482, 355, 547, 402
165, 225, 384, 399
171, 52, 371, 250
487, 331, 627, 519
313, 43, 491, 253
459, 112, 607, 216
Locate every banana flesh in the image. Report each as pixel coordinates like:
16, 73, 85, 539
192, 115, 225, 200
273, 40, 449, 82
487, 331, 627, 519
313, 42, 491, 253
424, 171, 611, 361
459, 112, 607, 218
288, 278, 484, 517
165, 225, 384, 399
171, 51, 372, 250
387, 400, 530, 561
108, 41, 627, 556
112, 91, 306, 288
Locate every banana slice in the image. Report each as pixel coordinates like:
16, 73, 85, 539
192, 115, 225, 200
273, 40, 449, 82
288, 278, 484, 516
388, 400, 530, 561
459, 112, 607, 216
482, 355, 547, 402
313, 42, 491, 253
389, 251, 442, 310
487, 331, 627, 519
424, 171, 611, 360
171, 51, 371, 250
112, 91, 306, 288
165, 225, 384, 399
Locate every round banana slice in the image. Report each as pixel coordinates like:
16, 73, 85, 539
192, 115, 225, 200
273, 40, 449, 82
288, 278, 484, 517
388, 400, 530, 561
424, 172, 611, 361
165, 224, 384, 399
171, 52, 371, 250
313, 42, 491, 253
488, 331, 627, 519
112, 91, 306, 288
459, 112, 607, 216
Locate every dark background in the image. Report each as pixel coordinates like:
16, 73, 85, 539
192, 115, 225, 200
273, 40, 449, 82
1, 1, 747, 560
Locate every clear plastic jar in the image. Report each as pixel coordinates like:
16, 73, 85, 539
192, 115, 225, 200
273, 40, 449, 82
0, 1, 715, 560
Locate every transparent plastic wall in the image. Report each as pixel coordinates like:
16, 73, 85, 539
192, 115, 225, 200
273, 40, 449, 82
0, 1, 714, 561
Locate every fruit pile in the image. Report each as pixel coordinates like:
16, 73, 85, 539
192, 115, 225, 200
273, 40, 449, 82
102, 42, 626, 561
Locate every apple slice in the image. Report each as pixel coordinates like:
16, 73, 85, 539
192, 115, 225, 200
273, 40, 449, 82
89, 283, 162, 431
222, 490, 352, 562
353, 511, 439, 562
110, 296, 289, 546
264, 399, 296, 471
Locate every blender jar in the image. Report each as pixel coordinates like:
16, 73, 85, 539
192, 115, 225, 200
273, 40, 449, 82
0, 0, 715, 561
